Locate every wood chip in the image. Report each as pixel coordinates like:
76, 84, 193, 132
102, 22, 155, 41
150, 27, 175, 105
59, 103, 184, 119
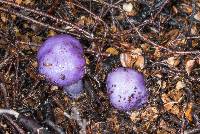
176, 81, 186, 90
167, 57, 180, 67
185, 103, 193, 122
15, 0, 22, 4
134, 55, 145, 69
123, 3, 133, 12
194, 12, 200, 21
106, 47, 118, 55
185, 60, 195, 75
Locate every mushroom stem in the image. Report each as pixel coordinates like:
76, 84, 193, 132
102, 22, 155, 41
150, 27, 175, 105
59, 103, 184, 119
63, 79, 83, 99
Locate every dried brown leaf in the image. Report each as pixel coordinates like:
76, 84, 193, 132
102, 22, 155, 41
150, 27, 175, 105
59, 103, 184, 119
131, 48, 142, 55
198, 57, 200, 64
168, 89, 183, 102
154, 47, 161, 58
134, 55, 144, 69
164, 103, 181, 117
191, 25, 198, 35
130, 111, 140, 121
161, 93, 171, 104
123, 3, 133, 12
106, 47, 118, 55
185, 103, 193, 122
175, 81, 186, 90
110, 24, 117, 33
185, 60, 195, 75
167, 57, 180, 67
1, 13, 7, 23
180, 4, 193, 14
120, 53, 135, 67
15, 0, 22, 4
165, 29, 180, 41
162, 91, 182, 118
141, 107, 159, 122
194, 12, 200, 21
158, 119, 176, 134
120, 42, 134, 49
172, 6, 178, 14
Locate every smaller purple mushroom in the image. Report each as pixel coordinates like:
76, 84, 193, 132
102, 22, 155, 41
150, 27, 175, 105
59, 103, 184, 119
106, 67, 148, 111
37, 34, 85, 87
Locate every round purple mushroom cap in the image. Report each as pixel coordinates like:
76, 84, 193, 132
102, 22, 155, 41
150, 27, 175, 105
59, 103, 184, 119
106, 67, 148, 111
37, 34, 85, 86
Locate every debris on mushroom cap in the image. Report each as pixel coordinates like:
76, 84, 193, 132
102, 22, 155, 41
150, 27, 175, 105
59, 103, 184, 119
37, 34, 86, 86
106, 67, 148, 111
63, 79, 83, 99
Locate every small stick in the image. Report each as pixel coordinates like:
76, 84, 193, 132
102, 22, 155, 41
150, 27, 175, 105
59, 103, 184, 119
44, 120, 65, 134
0, 109, 19, 118
3, 114, 26, 134
0, 56, 12, 70
184, 128, 200, 134
134, 28, 200, 55
71, 1, 108, 36
0, 109, 47, 133
152, 0, 170, 21
0, 82, 9, 107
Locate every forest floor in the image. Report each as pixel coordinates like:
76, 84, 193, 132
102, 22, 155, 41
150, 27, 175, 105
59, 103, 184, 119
1, 0, 200, 133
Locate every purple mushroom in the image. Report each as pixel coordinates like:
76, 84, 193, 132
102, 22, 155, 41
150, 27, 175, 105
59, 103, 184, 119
37, 34, 85, 96
106, 67, 148, 111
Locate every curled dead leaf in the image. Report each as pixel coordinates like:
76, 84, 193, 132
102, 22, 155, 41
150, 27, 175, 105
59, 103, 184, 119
165, 29, 180, 41
167, 57, 180, 67
110, 24, 117, 33
15, 0, 22, 4
162, 95, 182, 117
164, 102, 181, 118
185, 60, 195, 75
141, 107, 159, 122
154, 48, 161, 58
194, 12, 200, 21
180, 3, 193, 14
134, 55, 144, 69
168, 88, 183, 102
120, 53, 135, 67
1, 13, 7, 23
198, 57, 200, 65
123, 3, 133, 12
141, 43, 150, 52
120, 42, 134, 50
85, 57, 90, 65
176, 81, 186, 90
191, 25, 198, 35
106, 47, 118, 55
185, 103, 193, 122
120, 48, 144, 69
172, 6, 178, 14
161, 93, 171, 104
131, 48, 142, 55
130, 111, 140, 121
